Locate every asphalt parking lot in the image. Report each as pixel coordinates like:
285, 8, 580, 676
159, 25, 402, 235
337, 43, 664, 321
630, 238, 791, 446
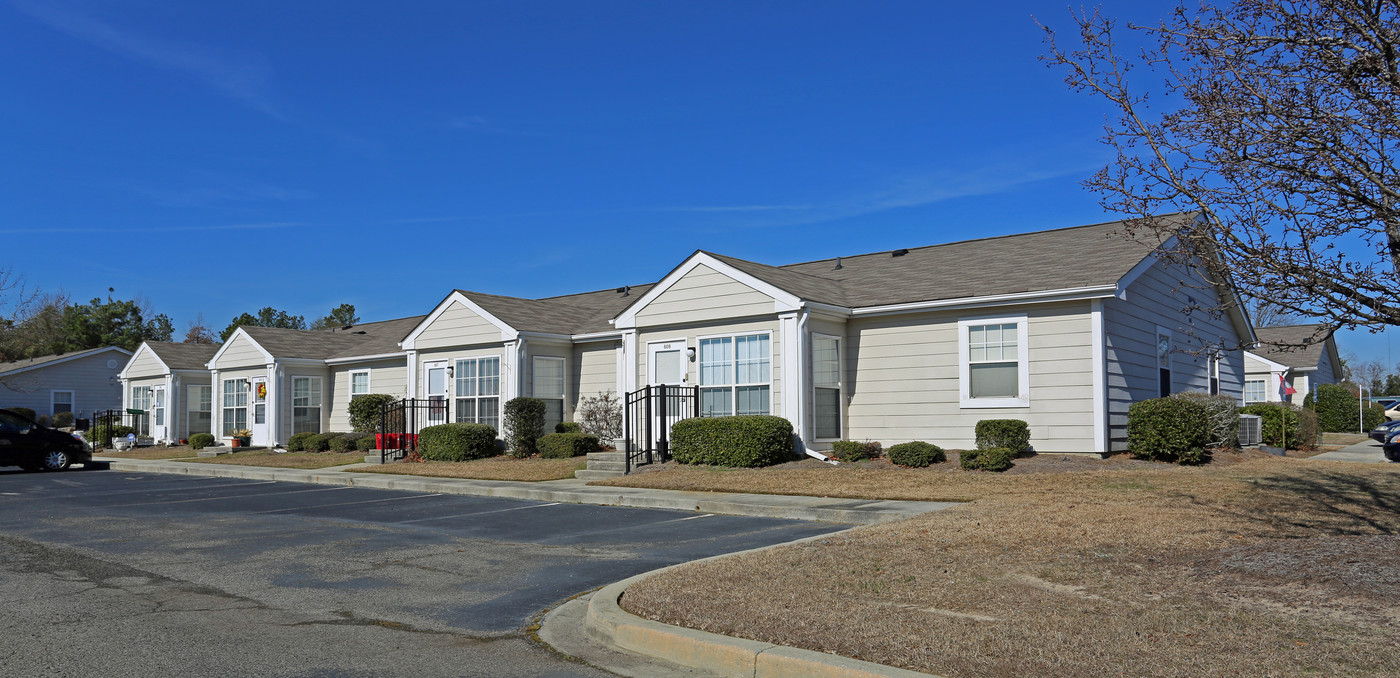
0, 467, 842, 677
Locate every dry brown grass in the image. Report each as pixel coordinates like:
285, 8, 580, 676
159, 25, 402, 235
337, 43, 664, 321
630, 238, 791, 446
619, 453, 1400, 677
182, 450, 364, 469
348, 455, 586, 482
98, 445, 201, 460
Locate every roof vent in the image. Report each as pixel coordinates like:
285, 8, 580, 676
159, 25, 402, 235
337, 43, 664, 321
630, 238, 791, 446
616, 285, 630, 297
833, 257, 843, 271
354, 331, 367, 335
891, 249, 909, 257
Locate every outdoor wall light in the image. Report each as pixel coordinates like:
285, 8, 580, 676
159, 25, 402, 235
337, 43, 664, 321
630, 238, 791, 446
446, 366, 454, 378
687, 347, 696, 361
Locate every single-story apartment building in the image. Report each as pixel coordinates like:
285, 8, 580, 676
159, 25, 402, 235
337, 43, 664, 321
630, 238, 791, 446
120, 342, 220, 442
1243, 324, 1342, 405
0, 346, 132, 422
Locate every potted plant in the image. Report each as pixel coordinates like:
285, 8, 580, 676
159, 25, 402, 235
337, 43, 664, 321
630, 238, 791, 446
228, 429, 252, 447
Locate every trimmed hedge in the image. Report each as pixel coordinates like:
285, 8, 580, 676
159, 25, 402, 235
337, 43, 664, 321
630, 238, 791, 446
671, 415, 794, 468
830, 440, 882, 462
304, 433, 341, 452
189, 433, 216, 450
959, 447, 1013, 471
1128, 398, 1209, 462
975, 419, 1031, 453
9, 407, 36, 421
356, 434, 377, 452
418, 423, 498, 462
1240, 403, 1301, 448
537, 432, 599, 458
348, 393, 398, 432
286, 431, 317, 452
504, 397, 547, 458
53, 411, 74, 428
555, 421, 582, 434
888, 441, 945, 467
1170, 391, 1240, 449
330, 433, 369, 453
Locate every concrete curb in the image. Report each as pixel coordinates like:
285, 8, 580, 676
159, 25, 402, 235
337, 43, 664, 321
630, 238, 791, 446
94, 458, 956, 525
578, 529, 942, 678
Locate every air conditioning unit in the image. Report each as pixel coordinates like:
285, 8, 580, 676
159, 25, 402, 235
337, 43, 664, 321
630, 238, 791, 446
1239, 414, 1263, 446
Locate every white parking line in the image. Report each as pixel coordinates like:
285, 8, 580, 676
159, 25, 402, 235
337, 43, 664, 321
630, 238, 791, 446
254, 492, 444, 514
107, 483, 350, 507
398, 501, 562, 523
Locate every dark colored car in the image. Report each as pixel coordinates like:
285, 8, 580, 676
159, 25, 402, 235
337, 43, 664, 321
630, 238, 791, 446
1369, 419, 1400, 443
0, 408, 92, 471
1386, 429, 1400, 463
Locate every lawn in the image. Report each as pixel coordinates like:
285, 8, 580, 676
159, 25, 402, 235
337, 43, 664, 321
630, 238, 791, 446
611, 452, 1400, 677
97, 445, 201, 460
348, 456, 587, 482
182, 450, 364, 469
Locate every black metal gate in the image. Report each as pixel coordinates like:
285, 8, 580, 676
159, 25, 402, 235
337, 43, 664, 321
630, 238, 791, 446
623, 385, 698, 473
377, 397, 451, 463
90, 409, 145, 449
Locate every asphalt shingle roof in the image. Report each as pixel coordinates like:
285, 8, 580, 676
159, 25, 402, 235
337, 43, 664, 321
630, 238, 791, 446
143, 342, 219, 370
1252, 324, 1335, 370
238, 315, 427, 361
457, 284, 655, 335
0, 346, 131, 378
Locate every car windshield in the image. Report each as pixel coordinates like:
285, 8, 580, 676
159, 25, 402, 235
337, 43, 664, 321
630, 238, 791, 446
0, 411, 32, 432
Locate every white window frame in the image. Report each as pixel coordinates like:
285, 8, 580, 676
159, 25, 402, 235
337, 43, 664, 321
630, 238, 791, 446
51, 390, 74, 417
221, 379, 248, 436
453, 355, 502, 428
292, 376, 323, 435
812, 333, 842, 441
132, 385, 153, 435
958, 313, 1030, 409
188, 384, 213, 436
697, 330, 774, 416
1157, 327, 1173, 398
1243, 378, 1267, 404
153, 387, 166, 427
349, 369, 371, 399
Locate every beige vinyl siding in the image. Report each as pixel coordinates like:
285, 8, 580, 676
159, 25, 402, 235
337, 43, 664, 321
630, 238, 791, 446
213, 334, 267, 369
636, 318, 782, 414
327, 359, 407, 431
414, 346, 505, 400
415, 301, 503, 350
0, 351, 126, 418
1103, 256, 1245, 450
123, 346, 168, 379
634, 265, 776, 326
281, 365, 330, 440
573, 340, 620, 413
843, 302, 1096, 452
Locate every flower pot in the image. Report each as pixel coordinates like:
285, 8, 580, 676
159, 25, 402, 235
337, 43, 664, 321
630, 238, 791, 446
231, 438, 244, 448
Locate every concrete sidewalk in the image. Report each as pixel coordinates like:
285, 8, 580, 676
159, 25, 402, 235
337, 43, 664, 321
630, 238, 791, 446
1309, 438, 1395, 464
92, 457, 957, 525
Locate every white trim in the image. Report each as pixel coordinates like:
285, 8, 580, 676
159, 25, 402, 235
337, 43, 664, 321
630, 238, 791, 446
1113, 236, 1178, 299
810, 331, 843, 442
405, 350, 418, 400
324, 351, 406, 365
50, 389, 75, 419
0, 346, 132, 380
645, 337, 691, 386
1244, 351, 1290, 373
1090, 299, 1106, 453
613, 252, 802, 329
207, 328, 276, 368
517, 331, 572, 342
118, 343, 167, 380
958, 313, 1030, 409
573, 330, 625, 342
780, 313, 803, 433
621, 331, 638, 394
852, 285, 1118, 318
399, 291, 519, 350
349, 368, 372, 399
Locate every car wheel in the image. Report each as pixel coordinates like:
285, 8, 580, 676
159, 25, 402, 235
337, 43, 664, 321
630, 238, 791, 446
40, 449, 72, 471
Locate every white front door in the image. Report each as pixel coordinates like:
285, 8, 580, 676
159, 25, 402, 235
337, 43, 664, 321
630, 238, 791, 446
152, 386, 168, 442
644, 341, 692, 451
423, 361, 449, 427
647, 341, 688, 387
250, 378, 269, 445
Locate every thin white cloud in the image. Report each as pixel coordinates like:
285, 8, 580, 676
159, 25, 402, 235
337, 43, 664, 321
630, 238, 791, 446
0, 222, 302, 234
130, 173, 316, 207
9, 0, 281, 118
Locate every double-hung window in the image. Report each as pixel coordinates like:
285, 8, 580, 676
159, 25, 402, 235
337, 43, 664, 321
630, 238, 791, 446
532, 356, 565, 432
350, 370, 371, 399
52, 390, 73, 417
813, 335, 841, 439
221, 379, 247, 436
699, 333, 771, 416
454, 356, 501, 428
132, 385, 152, 435
1243, 379, 1267, 404
1157, 327, 1173, 398
292, 376, 323, 434
959, 315, 1029, 408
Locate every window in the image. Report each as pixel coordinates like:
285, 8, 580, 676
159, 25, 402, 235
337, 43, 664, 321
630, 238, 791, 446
153, 388, 165, 427
813, 335, 841, 439
222, 379, 247, 436
188, 385, 212, 435
292, 376, 322, 434
52, 390, 73, 417
350, 370, 371, 399
132, 385, 152, 435
1157, 328, 1173, 398
532, 356, 565, 432
699, 333, 771, 416
1208, 351, 1221, 396
454, 356, 501, 428
1244, 379, 1266, 404
959, 315, 1029, 408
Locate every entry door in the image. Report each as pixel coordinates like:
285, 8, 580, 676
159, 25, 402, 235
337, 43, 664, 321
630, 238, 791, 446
647, 341, 687, 387
424, 362, 449, 426
250, 378, 269, 445
152, 386, 168, 442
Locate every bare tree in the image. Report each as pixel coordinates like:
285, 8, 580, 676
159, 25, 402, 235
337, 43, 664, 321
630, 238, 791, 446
182, 314, 218, 344
1040, 1, 1400, 349
1249, 299, 1303, 328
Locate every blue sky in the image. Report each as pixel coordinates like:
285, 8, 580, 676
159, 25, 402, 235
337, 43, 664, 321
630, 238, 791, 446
2, 0, 1390, 364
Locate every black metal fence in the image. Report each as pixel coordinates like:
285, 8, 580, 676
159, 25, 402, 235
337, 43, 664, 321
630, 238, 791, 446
623, 385, 698, 473
377, 397, 452, 463
90, 409, 146, 449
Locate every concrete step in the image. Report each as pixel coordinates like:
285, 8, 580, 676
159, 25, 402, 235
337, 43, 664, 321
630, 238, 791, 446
586, 451, 626, 463
573, 469, 626, 481
586, 460, 628, 473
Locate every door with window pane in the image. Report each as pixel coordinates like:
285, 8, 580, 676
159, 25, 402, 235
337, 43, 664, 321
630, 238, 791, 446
251, 378, 270, 444
425, 362, 449, 426
152, 386, 167, 442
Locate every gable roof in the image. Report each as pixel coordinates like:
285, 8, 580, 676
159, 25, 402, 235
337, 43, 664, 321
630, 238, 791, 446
0, 346, 132, 378
143, 342, 220, 371
455, 284, 655, 336
229, 315, 427, 363
1250, 324, 1339, 372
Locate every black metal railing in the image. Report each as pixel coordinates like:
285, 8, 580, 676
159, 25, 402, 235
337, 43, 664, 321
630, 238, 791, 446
91, 409, 146, 449
623, 385, 699, 473
377, 397, 451, 463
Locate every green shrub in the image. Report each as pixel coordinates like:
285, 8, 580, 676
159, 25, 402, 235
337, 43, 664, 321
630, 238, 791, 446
52, 411, 74, 428
830, 439, 882, 461
1240, 403, 1301, 448
85, 424, 136, 448
286, 431, 317, 452
189, 433, 216, 449
348, 393, 398, 432
671, 416, 794, 467
330, 433, 369, 453
503, 397, 547, 458
1364, 403, 1387, 432
9, 407, 35, 421
418, 423, 498, 461
1128, 398, 1209, 462
555, 421, 582, 434
37, 414, 51, 427
959, 447, 1013, 471
975, 419, 1031, 453
537, 432, 599, 458
356, 434, 377, 452
888, 441, 945, 467
1170, 391, 1240, 449
303, 433, 341, 452
1296, 406, 1319, 450
1310, 383, 1371, 432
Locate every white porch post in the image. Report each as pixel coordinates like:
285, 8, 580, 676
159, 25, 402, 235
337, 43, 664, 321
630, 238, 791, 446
621, 331, 638, 394
405, 350, 418, 399
268, 363, 280, 445
779, 310, 809, 450
210, 370, 220, 438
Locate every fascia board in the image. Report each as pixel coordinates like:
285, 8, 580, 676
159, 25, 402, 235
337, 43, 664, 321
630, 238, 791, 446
207, 328, 275, 368
1245, 351, 1291, 373
118, 343, 167, 380
400, 291, 519, 350
324, 352, 408, 365
0, 346, 133, 380
613, 252, 802, 329
571, 330, 624, 342
850, 285, 1118, 317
